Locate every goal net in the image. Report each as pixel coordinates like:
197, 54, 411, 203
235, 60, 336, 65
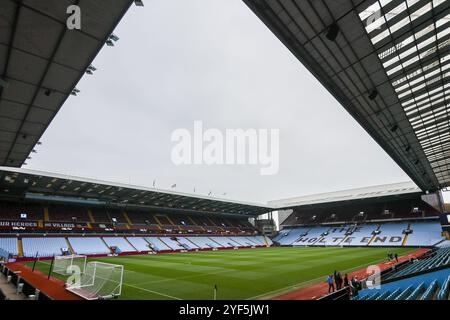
66, 262, 124, 300
53, 255, 87, 276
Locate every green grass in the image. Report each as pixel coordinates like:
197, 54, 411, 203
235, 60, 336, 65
28, 247, 414, 300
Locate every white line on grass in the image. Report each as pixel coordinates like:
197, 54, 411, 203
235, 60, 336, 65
129, 268, 235, 286
124, 283, 183, 300
246, 256, 390, 300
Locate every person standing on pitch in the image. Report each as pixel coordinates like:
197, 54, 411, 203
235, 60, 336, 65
343, 273, 349, 288
327, 274, 335, 293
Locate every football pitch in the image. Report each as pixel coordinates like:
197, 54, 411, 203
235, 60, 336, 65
30, 247, 414, 300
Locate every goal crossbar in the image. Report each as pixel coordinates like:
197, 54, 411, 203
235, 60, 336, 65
53, 255, 87, 276
66, 261, 124, 300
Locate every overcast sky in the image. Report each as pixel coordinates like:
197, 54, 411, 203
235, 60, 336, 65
26, 0, 417, 205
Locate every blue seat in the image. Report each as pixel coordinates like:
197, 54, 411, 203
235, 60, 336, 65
375, 290, 391, 300
406, 282, 425, 300
437, 276, 450, 300
395, 285, 414, 300
421, 280, 438, 300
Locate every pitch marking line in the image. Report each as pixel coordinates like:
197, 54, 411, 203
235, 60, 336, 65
245, 256, 391, 300
124, 282, 183, 300
128, 268, 235, 286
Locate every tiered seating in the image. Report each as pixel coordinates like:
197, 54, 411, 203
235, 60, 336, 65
48, 205, 90, 222
195, 216, 216, 227
354, 268, 450, 300
125, 211, 158, 225
209, 237, 235, 248
341, 224, 378, 246
126, 237, 152, 251
102, 237, 136, 253
275, 221, 443, 247
273, 227, 309, 245
388, 248, 450, 279
144, 237, 172, 251
107, 210, 127, 223
0, 238, 18, 256
252, 236, 271, 246
315, 226, 350, 246
155, 216, 172, 227
233, 236, 266, 247
406, 222, 445, 246
243, 236, 260, 246
0, 202, 44, 221
371, 223, 408, 246
185, 237, 219, 249
421, 280, 439, 300
438, 276, 450, 300
22, 237, 68, 257
292, 226, 328, 246
0, 235, 270, 257
436, 240, 450, 248
227, 236, 245, 246
89, 208, 110, 223
177, 237, 199, 250
68, 237, 110, 255
158, 237, 185, 250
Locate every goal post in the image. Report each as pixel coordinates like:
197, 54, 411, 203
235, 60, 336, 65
66, 261, 124, 300
53, 255, 87, 276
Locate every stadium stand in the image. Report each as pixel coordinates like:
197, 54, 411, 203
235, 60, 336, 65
102, 237, 136, 253
276, 221, 444, 247
0, 238, 18, 257
22, 237, 69, 257
354, 268, 450, 300
158, 237, 186, 250
372, 223, 409, 247
0, 200, 257, 236
209, 236, 236, 248
68, 237, 111, 255
0, 202, 44, 221
48, 205, 90, 222
126, 237, 152, 252
255, 236, 272, 246
341, 224, 378, 246
273, 227, 309, 245
406, 222, 446, 246
185, 237, 219, 249
176, 237, 199, 250
227, 236, 246, 246
437, 241, 450, 248
387, 248, 450, 280
144, 237, 172, 251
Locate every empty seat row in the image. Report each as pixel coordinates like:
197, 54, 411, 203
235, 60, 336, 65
389, 248, 450, 279
68, 237, 110, 255
0, 238, 18, 257
0, 235, 269, 257
22, 237, 68, 257
277, 221, 445, 247
354, 268, 450, 301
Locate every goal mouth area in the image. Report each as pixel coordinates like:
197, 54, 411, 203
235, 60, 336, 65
65, 261, 124, 300
52, 255, 87, 276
